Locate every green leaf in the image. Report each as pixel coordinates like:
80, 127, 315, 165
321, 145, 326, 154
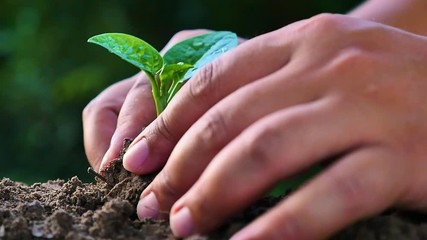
88, 33, 163, 74
163, 31, 238, 81
160, 63, 194, 86
159, 63, 193, 108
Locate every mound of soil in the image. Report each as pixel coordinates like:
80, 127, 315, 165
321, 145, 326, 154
1, 139, 427, 239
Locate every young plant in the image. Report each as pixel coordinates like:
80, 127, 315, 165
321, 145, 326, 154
88, 31, 238, 115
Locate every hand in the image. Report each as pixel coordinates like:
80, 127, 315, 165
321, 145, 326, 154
83, 29, 214, 171
123, 14, 427, 239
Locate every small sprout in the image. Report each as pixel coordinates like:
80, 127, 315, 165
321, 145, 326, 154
87, 167, 109, 184
88, 31, 238, 115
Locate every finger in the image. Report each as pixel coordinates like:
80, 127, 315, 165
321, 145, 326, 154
136, 64, 327, 217
167, 96, 387, 236
99, 73, 155, 170
124, 23, 303, 174
231, 147, 406, 240
83, 77, 135, 171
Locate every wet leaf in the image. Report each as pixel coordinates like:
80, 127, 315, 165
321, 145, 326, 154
163, 31, 238, 81
88, 33, 163, 74
160, 62, 194, 86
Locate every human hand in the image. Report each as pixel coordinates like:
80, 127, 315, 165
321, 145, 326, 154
124, 14, 427, 239
83, 30, 214, 171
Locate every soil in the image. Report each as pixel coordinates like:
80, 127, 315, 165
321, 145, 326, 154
1, 139, 427, 239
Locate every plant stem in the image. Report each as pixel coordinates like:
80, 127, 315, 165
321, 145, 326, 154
146, 72, 163, 115
157, 73, 169, 113
167, 81, 183, 104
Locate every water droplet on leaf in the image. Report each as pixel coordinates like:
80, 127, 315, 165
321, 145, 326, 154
192, 41, 204, 49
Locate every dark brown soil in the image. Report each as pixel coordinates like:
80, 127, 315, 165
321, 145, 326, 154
1, 139, 427, 239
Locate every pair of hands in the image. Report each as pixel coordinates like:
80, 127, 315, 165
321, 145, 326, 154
83, 14, 427, 239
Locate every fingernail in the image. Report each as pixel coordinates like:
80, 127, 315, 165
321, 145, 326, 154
137, 192, 159, 219
99, 148, 112, 170
170, 207, 194, 237
123, 138, 149, 172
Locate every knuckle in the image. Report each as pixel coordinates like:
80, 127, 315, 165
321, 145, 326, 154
329, 172, 368, 215
328, 48, 386, 94
245, 126, 282, 170
82, 102, 93, 121
195, 110, 228, 148
82, 99, 101, 122
155, 169, 180, 204
296, 14, 348, 44
188, 60, 221, 101
332, 47, 370, 73
127, 76, 155, 105
131, 75, 151, 91
115, 114, 135, 132
308, 13, 345, 33
82, 97, 120, 123
152, 113, 176, 142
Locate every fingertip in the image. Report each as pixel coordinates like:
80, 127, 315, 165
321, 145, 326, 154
123, 138, 150, 173
99, 139, 123, 171
98, 148, 112, 171
170, 206, 195, 237
137, 192, 160, 220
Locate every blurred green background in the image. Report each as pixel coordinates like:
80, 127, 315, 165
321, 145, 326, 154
0, 0, 362, 184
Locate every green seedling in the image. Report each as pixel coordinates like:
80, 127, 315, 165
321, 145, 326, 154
88, 31, 238, 115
